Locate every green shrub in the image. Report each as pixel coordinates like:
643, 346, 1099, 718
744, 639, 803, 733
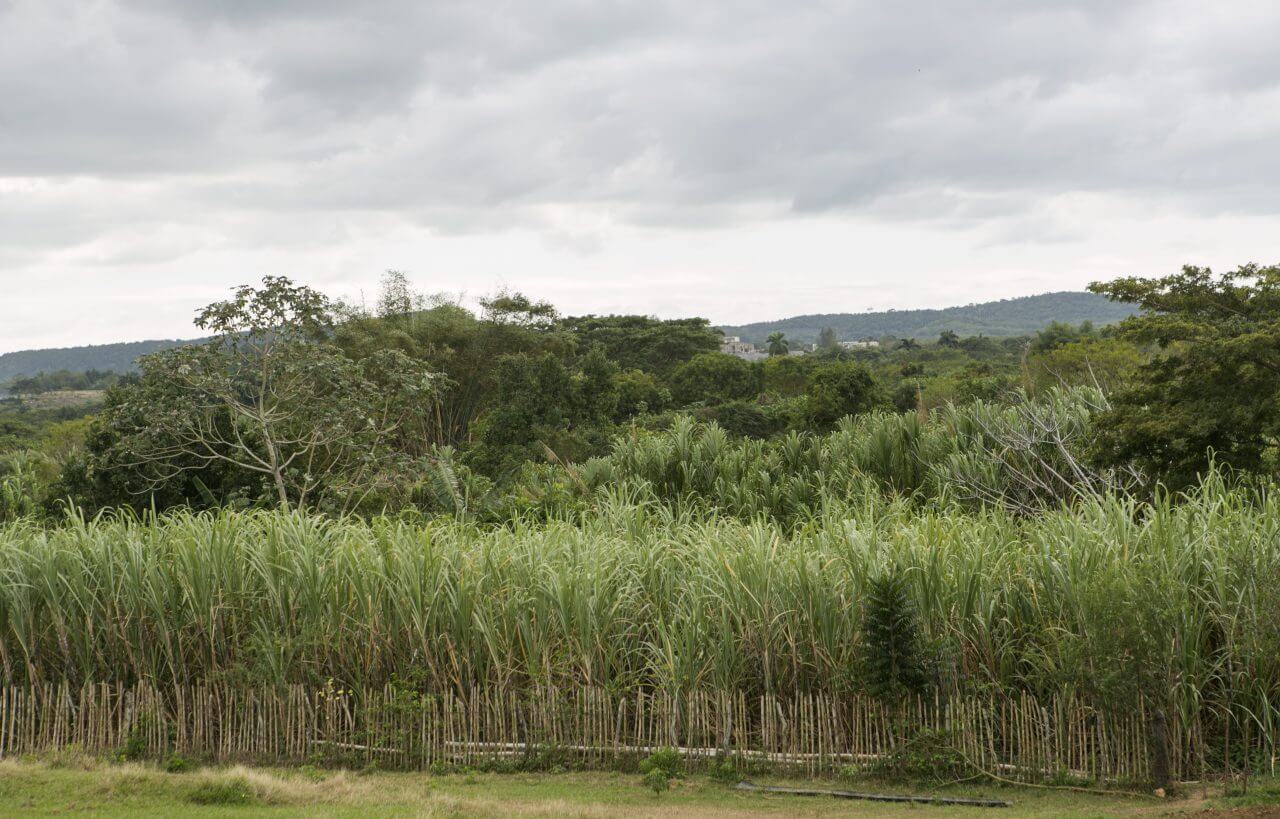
868, 728, 966, 782
639, 747, 682, 794
642, 767, 671, 794
117, 720, 148, 762
697, 400, 780, 439
707, 757, 740, 783
805, 362, 883, 429
186, 778, 256, 805
640, 748, 681, 778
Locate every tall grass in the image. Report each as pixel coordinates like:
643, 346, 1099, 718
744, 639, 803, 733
0, 472, 1276, 752
0, 451, 51, 523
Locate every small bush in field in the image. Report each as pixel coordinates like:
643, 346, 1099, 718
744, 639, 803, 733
708, 758, 740, 783
642, 767, 671, 794
186, 778, 255, 805
868, 728, 965, 782
639, 748, 682, 794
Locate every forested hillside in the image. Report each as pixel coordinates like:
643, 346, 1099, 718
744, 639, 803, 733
719, 290, 1137, 344
0, 339, 194, 383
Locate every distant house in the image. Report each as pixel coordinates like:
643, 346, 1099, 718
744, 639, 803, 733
720, 336, 757, 357
840, 338, 880, 350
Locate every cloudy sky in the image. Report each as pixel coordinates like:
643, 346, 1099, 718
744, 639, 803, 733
2, 0, 1278, 352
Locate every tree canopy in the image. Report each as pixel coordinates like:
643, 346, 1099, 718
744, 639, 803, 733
556, 315, 720, 377
81, 277, 442, 510
805, 362, 883, 428
1089, 263, 1280, 488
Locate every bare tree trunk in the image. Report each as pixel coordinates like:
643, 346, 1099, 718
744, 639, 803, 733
1149, 707, 1171, 794
263, 438, 290, 508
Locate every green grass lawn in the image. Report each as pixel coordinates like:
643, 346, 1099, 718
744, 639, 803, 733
0, 757, 1276, 817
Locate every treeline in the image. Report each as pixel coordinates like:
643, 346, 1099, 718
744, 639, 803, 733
2, 263, 1277, 521
3, 368, 120, 394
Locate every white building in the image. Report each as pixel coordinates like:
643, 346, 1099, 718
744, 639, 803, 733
719, 336, 755, 355
840, 338, 880, 350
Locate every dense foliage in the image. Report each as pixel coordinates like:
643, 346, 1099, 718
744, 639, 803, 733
30, 276, 1065, 513
557, 387, 1131, 524
65, 277, 442, 512
860, 569, 930, 702
2, 369, 118, 395
2, 266, 1274, 516
1090, 263, 1280, 490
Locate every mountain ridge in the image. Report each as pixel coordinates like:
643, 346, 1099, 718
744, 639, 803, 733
0, 339, 195, 384
717, 291, 1136, 345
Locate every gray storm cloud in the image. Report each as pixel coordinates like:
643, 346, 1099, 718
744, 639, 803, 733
1, 0, 1278, 350
5, 1, 1278, 218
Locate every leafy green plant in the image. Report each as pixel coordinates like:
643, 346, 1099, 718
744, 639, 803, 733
117, 718, 149, 762
639, 748, 682, 794
707, 757, 740, 783
861, 569, 929, 702
867, 727, 965, 782
642, 767, 671, 794
0, 452, 50, 522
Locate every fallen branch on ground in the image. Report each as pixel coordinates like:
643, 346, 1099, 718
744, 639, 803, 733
733, 781, 1011, 808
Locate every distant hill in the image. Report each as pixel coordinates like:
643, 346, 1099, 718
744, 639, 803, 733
717, 291, 1137, 345
0, 339, 196, 384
